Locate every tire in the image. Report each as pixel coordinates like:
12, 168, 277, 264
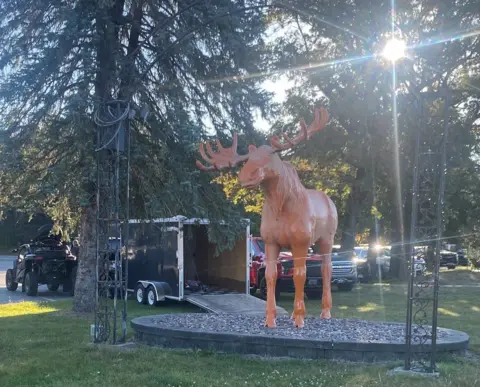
69, 266, 78, 296
358, 265, 371, 283
47, 283, 59, 292
6, 269, 18, 291
259, 276, 280, 300
338, 283, 354, 292
25, 271, 39, 296
448, 265, 456, 270
135, 283, 147, 305
146, 286, 159, 306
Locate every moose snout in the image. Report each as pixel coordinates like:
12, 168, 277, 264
238, 167, 264, 188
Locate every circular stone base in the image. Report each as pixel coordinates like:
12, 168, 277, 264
131, 314, 469, 363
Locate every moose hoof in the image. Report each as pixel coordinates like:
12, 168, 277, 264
293, 316, 305, 328
264, 316, 276, 328
320, 309, 331, 319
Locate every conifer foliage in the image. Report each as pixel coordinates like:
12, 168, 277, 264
0, 0, 273, 311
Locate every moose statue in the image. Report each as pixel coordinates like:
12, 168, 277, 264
196, 107, 338, 328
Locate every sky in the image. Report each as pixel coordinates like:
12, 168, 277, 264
251, 21, 301, 134
253, 76, 294, 133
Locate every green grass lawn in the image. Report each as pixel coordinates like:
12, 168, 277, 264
0, 270, 479, 386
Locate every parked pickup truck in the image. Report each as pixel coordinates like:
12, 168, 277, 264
440, 249, 459, 269
249, 237, 357, 299
415, 245, 459, 269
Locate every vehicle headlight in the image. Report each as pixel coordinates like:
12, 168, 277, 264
354, 257, 367, 264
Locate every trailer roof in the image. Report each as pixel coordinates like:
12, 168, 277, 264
128, 216, 250, 225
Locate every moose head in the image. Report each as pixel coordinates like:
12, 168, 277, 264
195, 107, 329, 187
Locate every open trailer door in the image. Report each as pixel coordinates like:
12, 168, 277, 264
180, 218, 287, 316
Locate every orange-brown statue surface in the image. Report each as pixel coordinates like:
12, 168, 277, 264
196, 107, 338, 328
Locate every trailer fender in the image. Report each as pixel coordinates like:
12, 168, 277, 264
136, 280, 172, 302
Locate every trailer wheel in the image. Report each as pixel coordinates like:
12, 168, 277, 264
135, 283, 147, 305
146, 286, 159, 306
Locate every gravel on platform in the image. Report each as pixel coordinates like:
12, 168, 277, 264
143, 313, 449, 343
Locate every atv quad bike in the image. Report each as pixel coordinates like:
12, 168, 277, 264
5, 224, 78, 297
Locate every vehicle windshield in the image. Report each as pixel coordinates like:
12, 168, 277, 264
256, 240, 264, 253
354, 247, 368, 258
331, 249, 356, 261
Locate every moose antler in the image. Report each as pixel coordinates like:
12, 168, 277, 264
269, 107, 329, 151
196, 132, 251, 171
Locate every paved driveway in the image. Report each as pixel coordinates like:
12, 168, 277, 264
0, 255, 71, 304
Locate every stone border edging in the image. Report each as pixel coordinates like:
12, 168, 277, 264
131, 315, 469, 363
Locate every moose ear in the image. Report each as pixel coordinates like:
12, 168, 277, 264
248, 145, 257, 152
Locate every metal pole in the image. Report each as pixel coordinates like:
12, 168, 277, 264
405, 98, 422, 370
122, 110, 131, 342
112, 104, 121, 344
94, 109, 101, 342
430, 89, 450, 372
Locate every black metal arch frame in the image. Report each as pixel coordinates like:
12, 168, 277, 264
404, 88, 451, 373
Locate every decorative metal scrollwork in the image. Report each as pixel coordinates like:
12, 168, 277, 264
404, 89, 451, 374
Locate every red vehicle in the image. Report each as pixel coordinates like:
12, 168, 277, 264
249, 237, 283, 298
249, 237, 357, 299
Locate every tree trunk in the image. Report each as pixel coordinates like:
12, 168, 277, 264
72, 1, 124, 313
72, 204, 97, 313
341, 167, 366, 253
388, 186, 409, 280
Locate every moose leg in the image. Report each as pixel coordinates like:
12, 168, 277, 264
291, 244, 309, 328
317, 239, 333, 319
264, 243, 280, 328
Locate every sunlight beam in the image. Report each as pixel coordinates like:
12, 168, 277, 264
407, 28, 480, 51
202, 54, 374, 85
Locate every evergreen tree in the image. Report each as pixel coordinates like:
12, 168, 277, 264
0, 0, 273, 311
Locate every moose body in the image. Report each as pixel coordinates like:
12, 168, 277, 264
196, 107, 338, 328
